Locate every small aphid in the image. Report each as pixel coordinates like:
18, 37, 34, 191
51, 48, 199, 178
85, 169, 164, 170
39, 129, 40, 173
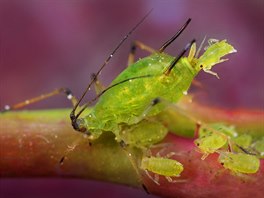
233, 134, 252, 152
208, 123, 238, 138
218, 152, 260, 174
252, 137, 264, 158
194, 131, 227, 160
141, 156, 184, 185
194, 123, 241, 159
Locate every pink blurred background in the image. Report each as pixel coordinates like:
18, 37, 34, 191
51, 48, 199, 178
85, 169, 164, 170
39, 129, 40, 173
0, 0, 263, 197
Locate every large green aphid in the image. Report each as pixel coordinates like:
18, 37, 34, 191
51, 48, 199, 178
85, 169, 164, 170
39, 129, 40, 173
71, 31, 236, 146
1, 17, 236, 148
218, 152, 260, 174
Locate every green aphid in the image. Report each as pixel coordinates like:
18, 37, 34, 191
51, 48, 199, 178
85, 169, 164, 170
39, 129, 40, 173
141, 156, 184, 185
194, 129, 227, 160
2, 18, 236, 149
120, 119, 168, 148
252, 137, 264, 158
218, 152, 260, 174
233, 134, 252, 151
194, 123, 238, 160
74, 37, 236, 147
208, 123, 238, 138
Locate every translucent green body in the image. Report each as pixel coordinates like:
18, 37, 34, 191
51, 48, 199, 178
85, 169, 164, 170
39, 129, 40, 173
253, 137, 264, 158
84, 54, 198, 141
219, 152, 260, 174
77, 40, 236, 147
141, 156, 183, 177
195, 132, 227, 159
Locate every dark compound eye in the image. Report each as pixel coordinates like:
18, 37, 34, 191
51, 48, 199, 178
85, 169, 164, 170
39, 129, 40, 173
200, 65, 203, 68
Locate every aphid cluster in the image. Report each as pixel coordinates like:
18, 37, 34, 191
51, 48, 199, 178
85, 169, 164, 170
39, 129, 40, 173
194, 123, 261, 174
2, 13, 253, 186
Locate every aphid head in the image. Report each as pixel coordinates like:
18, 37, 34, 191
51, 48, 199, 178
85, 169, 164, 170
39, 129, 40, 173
71, 117, 89, 134
194, 39, 237, 78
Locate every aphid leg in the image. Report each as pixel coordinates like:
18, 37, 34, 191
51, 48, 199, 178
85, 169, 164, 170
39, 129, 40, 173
91, 73, 105, 95
60, 137, 84, 165
144, 170, 160, 185
194, 123, 201, 138
165, 152, 177, 158
127, 40, 156, 66
142, 184, 150, 194
203, 69, 220, 79
155, 147, 175, 157
1, 88, 78, 113
119, 140, 145, 186
201, 153, 209, 160
165, 176, 187, 183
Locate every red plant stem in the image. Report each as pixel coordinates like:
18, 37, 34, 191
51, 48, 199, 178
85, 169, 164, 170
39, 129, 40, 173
0, 103, 263, 197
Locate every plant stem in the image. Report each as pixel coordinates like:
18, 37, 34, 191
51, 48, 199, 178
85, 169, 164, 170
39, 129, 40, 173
0, 102, 263, 197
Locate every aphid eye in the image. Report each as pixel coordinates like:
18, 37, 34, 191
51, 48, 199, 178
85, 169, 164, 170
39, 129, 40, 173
200, 65, 203, 68
196, 143, 200, 146
221, 162, 224, 166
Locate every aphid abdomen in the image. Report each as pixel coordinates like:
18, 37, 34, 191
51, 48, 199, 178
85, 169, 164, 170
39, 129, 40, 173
141, 157, 183, 177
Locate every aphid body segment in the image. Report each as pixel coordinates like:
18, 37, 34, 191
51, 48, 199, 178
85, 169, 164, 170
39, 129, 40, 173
219, 152, 260, 174
77, 40, 236, 146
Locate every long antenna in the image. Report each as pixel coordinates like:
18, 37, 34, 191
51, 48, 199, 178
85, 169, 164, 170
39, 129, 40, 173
159, 18, 191, 52
70, 10, 153, 122
164, 39, 196, 75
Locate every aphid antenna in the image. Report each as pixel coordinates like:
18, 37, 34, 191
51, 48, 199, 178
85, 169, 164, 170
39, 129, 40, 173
164, 39, 196, 75
70, 9, 153, 122
159, 18, 191, 53
236, 144, 256, 156
75, 74, 154, 119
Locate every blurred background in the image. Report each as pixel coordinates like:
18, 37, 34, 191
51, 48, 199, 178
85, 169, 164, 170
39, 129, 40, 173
0, 0, 263, 197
